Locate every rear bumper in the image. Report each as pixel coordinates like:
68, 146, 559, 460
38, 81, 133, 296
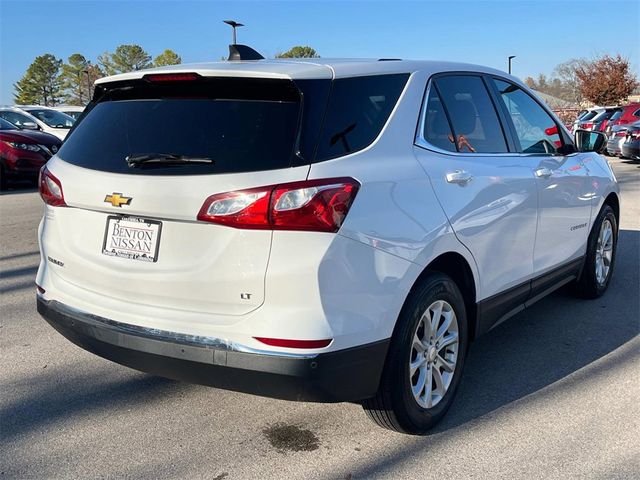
621, 141, 640, 160
37, 297, 389, 403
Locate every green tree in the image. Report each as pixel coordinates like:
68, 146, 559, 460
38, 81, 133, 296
99, 44, 152, 75
14, 54, 63, 106
60, 54, 103, 105
154, 49, 182, 67
275, 46, 319, 58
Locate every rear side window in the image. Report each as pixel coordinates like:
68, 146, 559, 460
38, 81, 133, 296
58, 78, 302, 176
492, 79, 562, 154
434, 75, 508, 153
315, 74, 409, 161
422, 88, 457, 152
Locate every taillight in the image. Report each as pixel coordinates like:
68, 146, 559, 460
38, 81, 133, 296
197, 177, 360, 232
615, 131, 627, 137
581, 122, 594, 130
39, 167, 66, 207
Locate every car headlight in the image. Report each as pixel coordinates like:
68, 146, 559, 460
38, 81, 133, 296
3, 141, 41, 152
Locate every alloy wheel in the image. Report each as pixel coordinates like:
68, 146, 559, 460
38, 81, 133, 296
409, 300, 459, 409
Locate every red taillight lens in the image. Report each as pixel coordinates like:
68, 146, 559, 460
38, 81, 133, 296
197, 178, 359, 232
143, 72, 201, 82
544, 125, 558, 136
197, 187, 271, 229
615, 131, 627, 137
581, 122, 594, 130
253, 337, 332, 349
39, 167, 66, 207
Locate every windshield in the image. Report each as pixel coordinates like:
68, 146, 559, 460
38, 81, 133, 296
0, 118, 19, 130
64, 111, 83, 121
58, 78, 302, 176
25, 109, 74, 128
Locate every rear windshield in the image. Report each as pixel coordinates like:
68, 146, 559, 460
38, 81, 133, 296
579, 110, 599, 121
58, 78, 302, 176
58, 74, 408, 175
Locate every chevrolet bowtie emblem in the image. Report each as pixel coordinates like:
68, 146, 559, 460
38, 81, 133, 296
104, 193, 132, 208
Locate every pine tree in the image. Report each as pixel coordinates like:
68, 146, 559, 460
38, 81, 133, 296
14, 54, 63, 106
154, 49, 182, 67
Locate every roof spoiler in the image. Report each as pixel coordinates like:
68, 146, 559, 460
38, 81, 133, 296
228, 44, 265, 61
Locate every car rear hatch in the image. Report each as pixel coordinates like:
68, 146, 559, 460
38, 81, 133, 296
41, 73, 330, 317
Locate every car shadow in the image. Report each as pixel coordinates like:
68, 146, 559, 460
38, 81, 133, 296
334, 229, 638, 478
0, 368, 181, 444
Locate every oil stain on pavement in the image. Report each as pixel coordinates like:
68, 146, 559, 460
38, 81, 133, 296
262, 423, 320, 453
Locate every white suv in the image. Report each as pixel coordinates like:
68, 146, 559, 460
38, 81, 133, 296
36, 57, 619, 434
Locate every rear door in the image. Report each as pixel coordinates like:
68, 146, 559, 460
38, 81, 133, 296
42, 76, 313, 317
413, 74, 538, 303
489, 78, 592, 275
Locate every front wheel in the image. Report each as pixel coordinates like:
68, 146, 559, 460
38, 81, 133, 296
574, 204, 618, 299
362, 272, 468, 434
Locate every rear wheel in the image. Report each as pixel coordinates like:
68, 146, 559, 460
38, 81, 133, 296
362, 272, 468, 434
574, 204, 617, 299
0, 164, 7, 191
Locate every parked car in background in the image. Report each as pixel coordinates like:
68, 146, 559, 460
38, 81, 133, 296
0, 117, 62, 189
621, 120, 640, 161
36, 57, 618, 435
572, 107, 603, 132
608, 103, 640, 129
51, 105, 85, 122
17, 106, 75, 140
606, 124, 631, 156
591, 107, 621, 132
0, 106, 73, 140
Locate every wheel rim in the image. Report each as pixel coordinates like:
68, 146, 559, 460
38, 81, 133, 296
409, 300, 459, 409
595, 219, 614, 286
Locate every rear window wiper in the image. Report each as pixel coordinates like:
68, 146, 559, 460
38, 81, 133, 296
126, 153, 215, 168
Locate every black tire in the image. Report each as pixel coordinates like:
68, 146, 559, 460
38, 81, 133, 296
574, 204, 618, 299
362, 272, 468, 434
0, 164, 7, 191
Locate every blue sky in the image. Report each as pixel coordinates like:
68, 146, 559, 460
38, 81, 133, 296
1, 0, 638, 104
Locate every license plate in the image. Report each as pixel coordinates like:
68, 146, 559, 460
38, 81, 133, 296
102, 216, 162, 262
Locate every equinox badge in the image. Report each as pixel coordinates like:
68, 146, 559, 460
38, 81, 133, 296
104, 193, 132, 208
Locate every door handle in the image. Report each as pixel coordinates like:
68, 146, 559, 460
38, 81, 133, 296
535, 167, 553, 179
446, 170, 473, 185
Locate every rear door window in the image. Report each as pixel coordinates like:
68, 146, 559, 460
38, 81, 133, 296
315, 74, 409, 161
433, 75, 508, 153
492, 78, 562, 154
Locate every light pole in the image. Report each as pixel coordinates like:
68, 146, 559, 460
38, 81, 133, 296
82, 69, 92, 104
223, 20, 244, 44
508, 55, 516, 75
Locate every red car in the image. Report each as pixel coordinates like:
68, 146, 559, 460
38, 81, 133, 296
0, 118, 62, 189
608, 103, 640, 129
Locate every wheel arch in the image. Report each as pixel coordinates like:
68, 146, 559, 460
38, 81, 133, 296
603, 191, 620, 226
405, 251, 479, 341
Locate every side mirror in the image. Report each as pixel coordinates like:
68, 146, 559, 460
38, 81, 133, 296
22, 121, 39, 130
574, 129, 607, 153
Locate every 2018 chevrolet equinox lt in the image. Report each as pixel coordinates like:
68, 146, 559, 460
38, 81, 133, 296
36, 49, 619, 434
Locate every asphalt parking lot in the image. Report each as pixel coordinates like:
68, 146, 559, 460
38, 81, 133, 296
1, 157, 638, 480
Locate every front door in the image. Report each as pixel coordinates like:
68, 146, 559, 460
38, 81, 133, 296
489, 78, 592, 275
414, 74, 539, 303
